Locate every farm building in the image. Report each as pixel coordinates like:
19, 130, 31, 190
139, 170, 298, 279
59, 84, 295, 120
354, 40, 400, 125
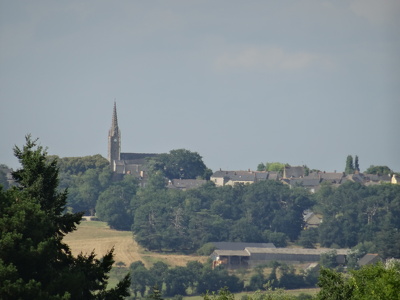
211, 247, 348, 269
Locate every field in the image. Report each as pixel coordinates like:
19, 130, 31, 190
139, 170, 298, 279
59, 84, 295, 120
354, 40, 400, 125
64, 220, 319, 297
64, 220, 207, 268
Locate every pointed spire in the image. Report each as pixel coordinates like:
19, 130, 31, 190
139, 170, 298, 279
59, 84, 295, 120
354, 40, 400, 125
110, 101, 119, 135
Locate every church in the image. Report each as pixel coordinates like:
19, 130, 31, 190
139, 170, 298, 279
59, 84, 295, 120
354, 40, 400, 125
108, 102, 159, 176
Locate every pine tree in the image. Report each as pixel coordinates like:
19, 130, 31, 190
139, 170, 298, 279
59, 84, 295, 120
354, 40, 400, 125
345, 155, 354, 175
0, 136, 130, 299
354, 155, 360, 172
147, 285, 164, 300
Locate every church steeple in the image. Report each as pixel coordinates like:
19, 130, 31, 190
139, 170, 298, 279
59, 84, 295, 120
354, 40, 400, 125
110, 101, 119, 135
108, 101, 121, 167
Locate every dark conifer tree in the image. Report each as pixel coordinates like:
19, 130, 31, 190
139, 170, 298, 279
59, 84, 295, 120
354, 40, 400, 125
345, 155, 355, 175
354, 155, 360, 172
0, 136, 130, 299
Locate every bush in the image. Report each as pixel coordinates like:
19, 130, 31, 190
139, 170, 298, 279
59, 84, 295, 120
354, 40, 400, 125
197, 243, 217, 255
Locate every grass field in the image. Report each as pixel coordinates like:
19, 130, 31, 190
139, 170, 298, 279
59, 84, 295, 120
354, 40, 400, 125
64, 220, 207, 268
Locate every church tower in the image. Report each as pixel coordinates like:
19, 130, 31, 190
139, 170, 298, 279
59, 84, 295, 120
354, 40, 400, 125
108, 102, 121, 169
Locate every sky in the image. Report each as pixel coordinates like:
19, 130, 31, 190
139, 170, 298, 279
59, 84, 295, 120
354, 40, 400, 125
1, 0, 399, 173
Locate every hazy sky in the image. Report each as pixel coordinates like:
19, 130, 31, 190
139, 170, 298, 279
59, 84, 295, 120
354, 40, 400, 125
1, 1, 399, 173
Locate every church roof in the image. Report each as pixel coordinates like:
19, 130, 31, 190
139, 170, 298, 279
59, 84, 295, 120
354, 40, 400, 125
120, 153, 160, 160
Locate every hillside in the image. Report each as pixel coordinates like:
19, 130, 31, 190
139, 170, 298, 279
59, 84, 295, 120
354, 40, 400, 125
64, 220, 207, 268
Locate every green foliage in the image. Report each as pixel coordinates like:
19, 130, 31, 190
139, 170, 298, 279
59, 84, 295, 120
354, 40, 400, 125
354, 155, 360, 172
197, 243, 217, 256
249, 272, 265, 291
263, 230, 288, 248
96, 175, 138, 230
257, 163, 266, 171
297, 228, 318, 248
128, 260, 243, 297
132, 180, 312, 252
203, 287, 235, 300
129, 261, 148, 298
146, 285, 164, 300
0, 136, 130, 299
67, 167, 113, 215
316, 268, 353, 300
256, 162, 288, 173
345, 155, 354, 175
266, 162, 287, 172
314, 181, 400, 257
364, 165, 392, 175
149, 149, 210, 180
316, 262, 400, 300
319, 250, 338, 269
47, 154, 109, 175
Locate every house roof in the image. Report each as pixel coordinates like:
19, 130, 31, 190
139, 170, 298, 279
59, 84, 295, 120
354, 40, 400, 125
167, 179, 207, 190
245, 247, 348, 255
120, 152, 160, 160
364, 174, 391, 182
289, 178, 320, 187
346, 173, 365, 183
358, 253, 380, 266
267, 172, 280, 180
284, 166, 305, 178
211, 170, 256, 181
211, 242, 275, 251
319, 172, 344, 183
212, 250, 251, 257
303, 212, 322, 226
211, 170, 276, 183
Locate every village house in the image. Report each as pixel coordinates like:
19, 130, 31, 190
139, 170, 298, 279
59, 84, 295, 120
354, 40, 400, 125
303, 211, 322, 229
283, 166, 305, 179
391, 174, 400, 184
358, 253, 381, 267
210, 170, 279, 187
167, 179, 207, 190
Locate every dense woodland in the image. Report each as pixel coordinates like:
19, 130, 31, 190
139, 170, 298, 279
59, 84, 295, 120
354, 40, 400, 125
2, 152, 400, 257
1, 142, 400, 298
19, 152, 398, 259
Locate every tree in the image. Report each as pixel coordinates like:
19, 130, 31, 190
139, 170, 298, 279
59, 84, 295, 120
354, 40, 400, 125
146, 285, 164, 300
130, 261, 149, 298
257, 163, 266, 171
365, 165, 392, 175
298, 228, 318, 248
150, 149, 210, 180
345, 155, 354, 175
96, 175, 138, 230
67, 167, 112, 215
263, 230, 288, 247
354, 155, 360, 172
0, 136, 130, 299
319, 250, 338, 269
148, 261, 169, 289
316, 268, 353, 300
316, 262, 400, 300
265, 162, 286, 173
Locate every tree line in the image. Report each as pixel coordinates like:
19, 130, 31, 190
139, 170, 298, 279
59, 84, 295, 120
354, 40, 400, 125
129, 260, 242, 298
3, 150, 399, 257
